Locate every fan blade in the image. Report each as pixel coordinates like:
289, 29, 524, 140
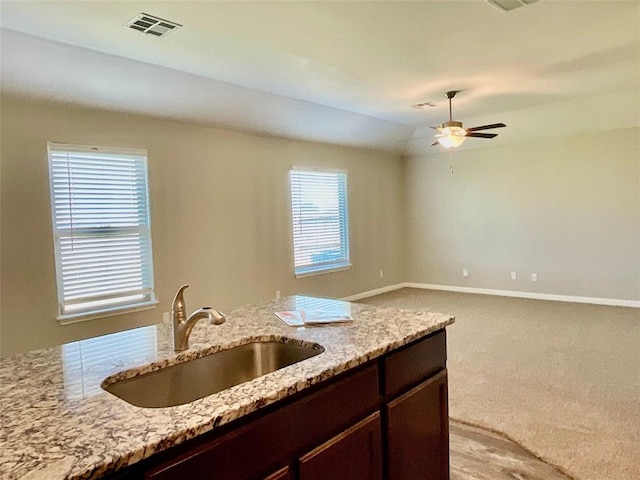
466, 123, 506, 132
466, 132, 498, 139
430, 126, 441, 131
431, 140, 440, 147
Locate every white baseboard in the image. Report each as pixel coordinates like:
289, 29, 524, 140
342, 282, 639, 308
403, 283, 640, 308
341, 283, 405, 302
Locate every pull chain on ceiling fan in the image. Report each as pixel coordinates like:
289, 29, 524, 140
431, 91, 506, 148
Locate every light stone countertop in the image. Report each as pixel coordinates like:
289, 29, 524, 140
0, 295, 454, 480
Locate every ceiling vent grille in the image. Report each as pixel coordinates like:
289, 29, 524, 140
125, 13, 182, 37
485, 0, 538, 12
412, 102, 436, 110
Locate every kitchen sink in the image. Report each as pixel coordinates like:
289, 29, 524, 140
102, 340, 324, 408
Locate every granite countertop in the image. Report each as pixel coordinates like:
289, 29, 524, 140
0, 295, 454, 480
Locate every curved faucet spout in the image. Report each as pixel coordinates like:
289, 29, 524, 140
172, 285, 225, 351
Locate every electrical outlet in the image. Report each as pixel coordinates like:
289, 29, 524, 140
462, 269, 469, 278
531, 273, 538, 282
379, 270, 384, 278
162, 312, 170, 325
511, 271, 517, 280
275, 290, 281, 299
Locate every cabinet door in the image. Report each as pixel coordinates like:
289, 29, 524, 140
298, 412, 382, 480
386, 370, 449, 480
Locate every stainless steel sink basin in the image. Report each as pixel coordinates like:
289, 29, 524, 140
102, 340, 324, 408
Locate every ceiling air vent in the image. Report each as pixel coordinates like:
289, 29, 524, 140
125, 13, 182, 37
412, 102, 436, 110
485, 0, 538, 12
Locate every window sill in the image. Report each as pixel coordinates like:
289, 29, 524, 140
57, 300, 159, 325
294, 263, 352, 279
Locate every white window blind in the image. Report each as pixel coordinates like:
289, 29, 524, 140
290, 168, 350, 277
48, 143, 157, 322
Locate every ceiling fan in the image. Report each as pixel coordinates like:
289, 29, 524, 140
431, 91, 506, 148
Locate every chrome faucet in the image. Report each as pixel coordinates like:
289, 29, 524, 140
172, 284, 225, 351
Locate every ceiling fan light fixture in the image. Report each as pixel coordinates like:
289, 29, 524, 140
430, 91, 505, 148
438, 135, 466, 148
436, 124, 467, 148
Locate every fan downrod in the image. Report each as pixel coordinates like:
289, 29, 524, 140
444, 90, 461, 122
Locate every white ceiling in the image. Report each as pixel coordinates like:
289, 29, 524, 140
1, 0, 639, 153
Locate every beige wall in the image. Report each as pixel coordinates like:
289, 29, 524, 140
2, 94, 637, 356
0, 96, 405, 355
404, 127, 640, 301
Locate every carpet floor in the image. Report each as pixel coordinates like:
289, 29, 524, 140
362, 288, 639, 480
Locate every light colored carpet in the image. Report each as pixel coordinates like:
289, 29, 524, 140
362, 288, 640, 480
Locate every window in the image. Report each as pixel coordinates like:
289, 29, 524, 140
290, 167, 350, 277
48, 143, 157, 323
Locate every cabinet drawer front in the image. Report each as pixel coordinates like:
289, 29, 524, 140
298, 412, 382, 480
384, 330, 446, 397
146, 364, 379, 480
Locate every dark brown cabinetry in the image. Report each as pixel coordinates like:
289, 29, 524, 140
263, 467, 292, 480
386, 370, 449, 480
298, 413, 382, 480
113, 330, 448, 480
383, 330, 449, 480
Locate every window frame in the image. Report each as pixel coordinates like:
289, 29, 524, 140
47, 142, 158, 324
289, 166, 351, 278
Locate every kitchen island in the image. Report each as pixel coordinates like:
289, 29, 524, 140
0, 296, 454, 480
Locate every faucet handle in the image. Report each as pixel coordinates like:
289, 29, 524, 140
200, 306, 226, 325
172, 284, 190, 313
